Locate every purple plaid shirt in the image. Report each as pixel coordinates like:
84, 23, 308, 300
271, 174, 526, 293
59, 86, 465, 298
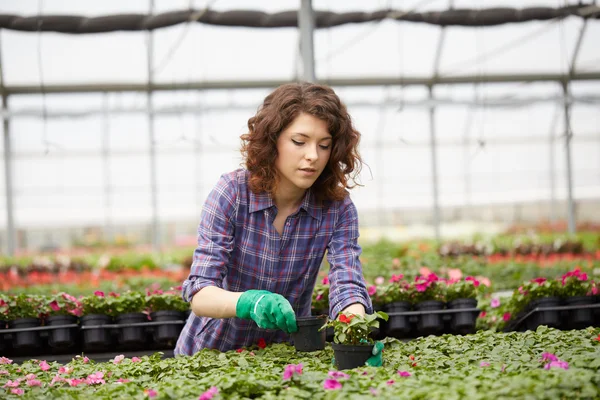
174, 168, 372, 355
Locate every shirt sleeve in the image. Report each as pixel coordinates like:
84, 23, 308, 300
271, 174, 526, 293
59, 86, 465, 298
181, 173, 238, 302
326, 195, 373, 318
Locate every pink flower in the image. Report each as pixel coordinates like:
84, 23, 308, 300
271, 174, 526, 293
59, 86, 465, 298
83, 356, 89, 363
323, 379, 342, 390
479, 311, 487, 318
49, 301, 61, 312
144, 388, 158, 397
502, 312, 511, 322
389, 274, 404, 283
316, 294, 323, 301
67, 378, 86, 387
0, 370, 8, 375
368, 285, 377, 296
375, 276, 385, 285
24, 374, 36, 380
369, 387, 378, 396
477, 276, 491, 287
448, 268, 463, 281
419, 267, 432, 276
321, 276, 329, 285
0, 357, 12, 364
3, 380, 20, 388
480, 362, 490, 367
544, 361, 569, 370
327, 371, 349, 379
531, 277, 547, 285
415, 283, 428, 292
86, 371, 105, 385
490, 298, 500, 308
50, 375, 65, 386
198, 386, 218, 400
386, 379, 395, 385
94, 291, 105, 298
398, 371, 411, 377
541, 352, 558, 362
117, 378, 131, 383
26, 379, 42, 387
39, 361, 50, 371
465, 276, 480, 287
131, 357, 142, 363
113, 355, 125, 364
283, 363, 303, 380
11, 388, 24, 395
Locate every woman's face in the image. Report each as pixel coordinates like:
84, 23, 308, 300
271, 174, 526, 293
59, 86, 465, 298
274, 112, 332, 198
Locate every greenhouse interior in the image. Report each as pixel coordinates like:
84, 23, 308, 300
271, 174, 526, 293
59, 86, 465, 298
0, 0, 599, 399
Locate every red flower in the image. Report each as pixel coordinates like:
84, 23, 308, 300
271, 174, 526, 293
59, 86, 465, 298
594, 334, 600, 342
236, 348, 244, 353
409, 355, 415, 361
257, 338, 266, 349
339, 314, 355, 324
503, 313, 511, 322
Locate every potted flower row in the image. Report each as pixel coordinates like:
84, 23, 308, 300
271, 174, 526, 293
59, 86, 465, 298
0, 289, 190, 355
503, 269, 599, 331
372, 274, 483, 337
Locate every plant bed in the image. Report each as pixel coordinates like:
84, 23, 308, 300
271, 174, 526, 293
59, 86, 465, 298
0, 327, 599, 399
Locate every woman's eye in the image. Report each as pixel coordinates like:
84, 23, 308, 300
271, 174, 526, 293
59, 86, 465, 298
319, 145, 331, 150
292, 140, 304, 146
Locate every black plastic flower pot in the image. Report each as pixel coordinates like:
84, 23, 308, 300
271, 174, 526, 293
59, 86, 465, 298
595, 296, 600, 325
447, 298, 478, 335
46, 315, 79, 349
415, 300, 445, 335
331, 342, 374, 370
81, 314, 112, 351
527, 297, 562, 331
383, 301, 412, 338
116, 312, 147, 348
150, 310, 185, 346
9, 318, 41, 350
291, 315, 327, 352
0, 320, 7, 354
565, 296, 595, 330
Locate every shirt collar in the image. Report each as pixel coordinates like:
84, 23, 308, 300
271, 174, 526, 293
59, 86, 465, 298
249, 188, 323, 221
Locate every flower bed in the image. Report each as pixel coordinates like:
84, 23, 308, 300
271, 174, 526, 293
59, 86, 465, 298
0, 327, 598, 399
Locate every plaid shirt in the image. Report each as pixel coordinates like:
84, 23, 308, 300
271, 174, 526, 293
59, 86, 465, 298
175, 168, 372, 355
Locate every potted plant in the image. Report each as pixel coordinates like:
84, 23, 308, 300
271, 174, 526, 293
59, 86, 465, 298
321, 312, 388, 370
146, 290, 188, 346
42, 292, 82, 349
445, 277, 482, 335
380, 281, 413, 338
506, 278, 562, 331
80, 291, 115, 351
112, 291, 148, 348
311, 283, 332, 341
410, 274, 446, 335
4, 294, 45, 351
291, 314, 328, 352
559, 270, 594, 329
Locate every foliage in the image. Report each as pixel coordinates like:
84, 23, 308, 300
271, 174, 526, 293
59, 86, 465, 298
408, 274, 446, 304
0, 327, 599, 399
445, 277, 484, 303
559, 269, 593, 297
321, 312, 388, 345
42, 292, 83, 317
2, 294, 45, 320
110, 291, 146, 315
146, 291, 189, 313
80, 291, 117, 316
311, 283, 330, 314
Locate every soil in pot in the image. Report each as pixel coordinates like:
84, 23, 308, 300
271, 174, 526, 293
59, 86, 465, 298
46, 315, 78, 349
526, 297, 562, 331
81, 314, 112, 351
331, 342, 374, 370
116, 312, 147, 348
9, 318, 42, 351
447, 298, 478, 335
291, 315, 327, 352
565, 296, 595, 330
415, 300, 445, 335
150, 310, 185, 346
383, 301, 412, 338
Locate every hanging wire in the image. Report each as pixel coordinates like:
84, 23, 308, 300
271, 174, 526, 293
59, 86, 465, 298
470, 3, 486, 162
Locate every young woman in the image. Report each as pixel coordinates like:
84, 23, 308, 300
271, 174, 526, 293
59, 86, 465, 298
175, 82, 381, 365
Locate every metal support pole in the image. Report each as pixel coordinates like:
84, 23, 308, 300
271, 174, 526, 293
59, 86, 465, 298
148, 0, 160, 250
428, 85, 441, 241
547, 104, 560, 222
561, 82, 576, 234
0, 34, 15, 255
101, 94, 112, 241
299, 0, 315, 82
462, 110, 474, 219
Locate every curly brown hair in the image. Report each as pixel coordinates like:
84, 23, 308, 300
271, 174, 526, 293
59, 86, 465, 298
240, 82, 363, 202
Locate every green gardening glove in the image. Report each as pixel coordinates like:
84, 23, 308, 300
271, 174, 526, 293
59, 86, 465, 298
365, 341, 384, 367
236, 290, 298, 334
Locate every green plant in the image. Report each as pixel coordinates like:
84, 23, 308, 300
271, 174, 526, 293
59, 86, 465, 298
311, 284, 329, 314
146, 292, 189, 313
408, 275, 446, 304
110, 291, 145, 315
44, 292, 83, 317
445, 277, 483, 302
379, 282, 412, 305
81, 291, 115, 316
505, 278, 562, 317
559, 269, 593, 297
3, 294, 45, 320
320, 312, 388, 345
